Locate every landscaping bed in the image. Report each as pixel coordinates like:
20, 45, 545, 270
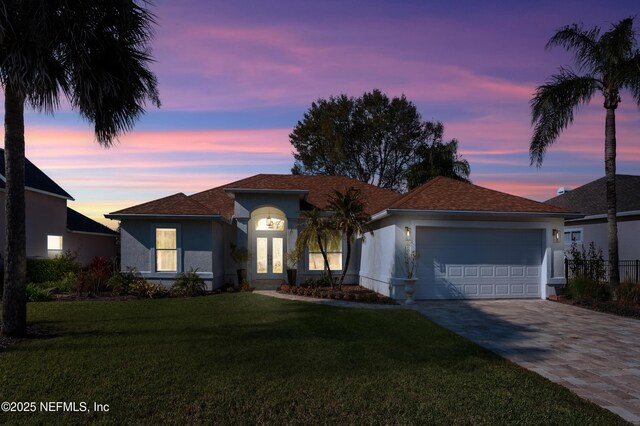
550, 296, 640, 320
278, 283, 396, 304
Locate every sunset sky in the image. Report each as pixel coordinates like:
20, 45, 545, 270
5, 0, 640, 227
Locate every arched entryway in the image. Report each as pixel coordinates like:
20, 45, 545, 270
250, 207, 287, 281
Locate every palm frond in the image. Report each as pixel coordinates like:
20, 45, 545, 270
619, 51, 640, 106
599, 17, 637, 68
546, 23, 601, 74
530, 71, 599, 166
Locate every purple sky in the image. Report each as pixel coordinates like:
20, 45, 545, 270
4, 0, 640, 226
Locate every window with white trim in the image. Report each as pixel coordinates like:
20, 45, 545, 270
564, 230, 582, 245
47, 235, 63, 251
156, 228, 177, 272
308, 233, 342, 271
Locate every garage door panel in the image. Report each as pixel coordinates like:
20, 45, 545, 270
416, 228, 543, 299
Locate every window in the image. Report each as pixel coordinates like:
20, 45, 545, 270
564, 230, 582, 245
156, 228, 177, 272
47, 235, 63, 251
308, 233, 342, 271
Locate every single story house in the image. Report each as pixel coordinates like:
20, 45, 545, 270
107, 174, 577, 300
0, 149, 117, 265
545, 175, 640, 261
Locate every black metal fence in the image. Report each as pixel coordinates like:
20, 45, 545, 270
565, 259, 640, 284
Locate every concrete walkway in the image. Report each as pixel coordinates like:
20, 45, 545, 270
414, 300, 640, 424
255, 291, 640, 424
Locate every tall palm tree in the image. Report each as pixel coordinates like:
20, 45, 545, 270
0, 0, 160, 337
295, 208, 336, 288
405, 139, 470, 191
530, 17, 640, 288
328, 187, 372, 287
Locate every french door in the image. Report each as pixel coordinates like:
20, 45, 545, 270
255, 234, 284, 279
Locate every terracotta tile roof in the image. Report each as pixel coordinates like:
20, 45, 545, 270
545, 175, 640, 215
110, 193, 214, 216
221, 174, 401, 216
389, 176, 571, 214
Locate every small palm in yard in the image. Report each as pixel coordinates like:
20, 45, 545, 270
171, 269, 206, 297
0, 1, 160, 337
530, 17, 640, 288
328, 187, 372, 287
295, 208, 336, 288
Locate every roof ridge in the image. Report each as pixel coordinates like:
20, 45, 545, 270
388, 176, 446, 209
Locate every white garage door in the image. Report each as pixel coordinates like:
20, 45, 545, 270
415, 227, 543, 299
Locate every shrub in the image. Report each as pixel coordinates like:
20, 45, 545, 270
567, 275, 611, 301
26, 250, 80, 283
171, 269, 206, 297
89, 256, 114, 294
278, 283, 290, 292
26, 283, 51, 302
132, 280, 166, 299
616, 280, 640, 306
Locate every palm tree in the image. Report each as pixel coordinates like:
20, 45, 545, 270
1, 1, 160, 337
529, 17, 640, 288
328, 187, 372, 287
405, 139, 470, 190
294, 208, 336, 288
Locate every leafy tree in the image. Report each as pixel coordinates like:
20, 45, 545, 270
0, 0, 160, 337
529, 17, 640, 288
405, 122, 470, 190
327, 187, 372, 287
291, 89, 464, 192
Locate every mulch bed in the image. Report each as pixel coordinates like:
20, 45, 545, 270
278, 284, 397, 305
549, 296, 640, 320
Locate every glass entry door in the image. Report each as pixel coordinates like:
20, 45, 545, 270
256, 235, 284, 278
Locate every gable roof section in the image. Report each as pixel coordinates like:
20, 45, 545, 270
113, 174, 401, 220
220, 174, 401, 216
109, 193, 215, 216
67, 208, 117, 236
387, 176, 571, 214
545, 175, 640, 215
0, 149, 73, 200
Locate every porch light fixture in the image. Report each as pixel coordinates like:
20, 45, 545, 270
267, 209, 274, 229
405, 226, 411, 241
552, 229, 560, 243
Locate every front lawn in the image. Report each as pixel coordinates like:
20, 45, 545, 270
0, 294, 626, 424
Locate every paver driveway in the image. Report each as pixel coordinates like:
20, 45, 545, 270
413, 300, 640, 424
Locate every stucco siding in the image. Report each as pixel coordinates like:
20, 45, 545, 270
568, 219, 640, 260
359, 222, 397, 297
65, 232, 116, 266
120, 220, 151, 272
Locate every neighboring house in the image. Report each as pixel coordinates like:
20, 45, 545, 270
107, 174, 577, 300
0, 149, 117, 265
545, 175, 640, 260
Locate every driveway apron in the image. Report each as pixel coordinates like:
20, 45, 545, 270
413, 300, 640, 424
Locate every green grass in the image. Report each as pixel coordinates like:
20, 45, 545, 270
0, 294, 626, 425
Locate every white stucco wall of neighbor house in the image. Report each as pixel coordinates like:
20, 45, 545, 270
565, 219, 640, 261
0, 191, 68, 260
360, 214, 566, 300
120, 219, 222, 290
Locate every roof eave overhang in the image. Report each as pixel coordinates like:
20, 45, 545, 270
566, 209, 640, 223
104, 213, 228, 223
66, 229, 117, 237
370, 208, 583, 222
223, 188, 309, 200
0, 186, 74, 201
